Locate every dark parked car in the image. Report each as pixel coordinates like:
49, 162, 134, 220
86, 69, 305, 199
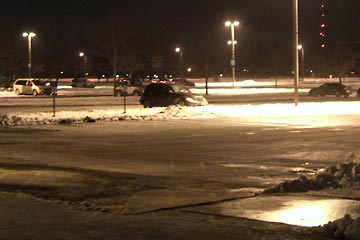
140, 82, 208, 108
71, 78, 95, 88
308, 83, 352, 97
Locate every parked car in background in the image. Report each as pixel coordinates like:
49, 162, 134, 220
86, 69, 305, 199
170, 78, 195, 87
13, 79, 52, 96
308, 83, 352, 97
150, 78, 172, 84
140, 82, 208, 108
71, 78, 95, 88
151, 78, 192, 92
115, 79, 144, 96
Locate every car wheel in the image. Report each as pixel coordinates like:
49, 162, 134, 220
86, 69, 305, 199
143, 99, 152, 108
335, 92, 340, 97
133, 90, 140, 96
115, 90, 122, 97
32, 90, 38, 96
176, 99, 186, 106
15, 89, 20, 95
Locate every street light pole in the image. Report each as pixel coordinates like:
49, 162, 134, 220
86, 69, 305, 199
297, 44, 305, 82
293, 0, 299, 106
175, 47, 183, 79
301, 47, 305, 82
225, 21, 239, 88
79, 52, 88, 79
22, 32, 36, 78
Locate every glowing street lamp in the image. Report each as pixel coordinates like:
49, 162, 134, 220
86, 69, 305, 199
225, 20, 239, 88
22, 32, 36, 78
175, 47, 183, 79
79, 52, 88, 79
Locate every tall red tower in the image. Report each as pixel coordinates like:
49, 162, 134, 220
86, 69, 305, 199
319, 2, 327, 48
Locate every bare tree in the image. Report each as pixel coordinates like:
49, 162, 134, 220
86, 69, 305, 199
269, 43, 284, 86
317, 43, 359, 82
95, 13, 138, 95
0, 28, 25, 77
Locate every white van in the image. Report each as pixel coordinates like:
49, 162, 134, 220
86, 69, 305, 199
13, 79, 51, 96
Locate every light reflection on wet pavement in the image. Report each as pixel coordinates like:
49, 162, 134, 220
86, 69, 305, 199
186, 195, 360, 227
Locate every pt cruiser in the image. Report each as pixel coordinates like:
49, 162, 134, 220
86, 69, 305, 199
140, 82, 208, 108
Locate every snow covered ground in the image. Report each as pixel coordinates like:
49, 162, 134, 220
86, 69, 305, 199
2, 101, 360, 128
2, 102, 360, 239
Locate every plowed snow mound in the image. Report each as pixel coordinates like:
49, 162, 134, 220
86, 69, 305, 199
263, 154, 360, 194
313, 214, 360, 240
261, 154, 360, 240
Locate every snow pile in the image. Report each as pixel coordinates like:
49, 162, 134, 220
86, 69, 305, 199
261, 155, 360, 240
313, 214, 360, 240
0, 105, 219, 126
262, 154, 360, 193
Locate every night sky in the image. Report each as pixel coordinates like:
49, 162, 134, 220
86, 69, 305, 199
1, 0, 360, 76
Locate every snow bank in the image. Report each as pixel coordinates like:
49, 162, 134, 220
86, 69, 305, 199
2, 101, 360, 127
262, 154, 360, 193
0, 105, 219, 126
313, 214, 360, 240
261, 154, 360, 240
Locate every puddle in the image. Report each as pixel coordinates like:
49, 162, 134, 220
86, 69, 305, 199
187, 195, 360, 227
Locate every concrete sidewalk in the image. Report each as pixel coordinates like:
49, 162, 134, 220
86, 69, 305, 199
0, 191, 328, 240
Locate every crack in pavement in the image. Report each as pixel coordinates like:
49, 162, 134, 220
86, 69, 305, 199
0, 162, 249, 215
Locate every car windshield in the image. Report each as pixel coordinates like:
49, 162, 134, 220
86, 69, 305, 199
32, 80, 45, 85
171, 84, 191, 93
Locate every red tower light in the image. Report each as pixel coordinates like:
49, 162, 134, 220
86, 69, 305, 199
319, 1, 327, 48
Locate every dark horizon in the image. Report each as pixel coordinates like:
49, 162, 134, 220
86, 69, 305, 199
1, 0, 360, 78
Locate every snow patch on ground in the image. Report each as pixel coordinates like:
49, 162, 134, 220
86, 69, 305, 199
0, 105, 219, 126
2, 101, 360, 127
